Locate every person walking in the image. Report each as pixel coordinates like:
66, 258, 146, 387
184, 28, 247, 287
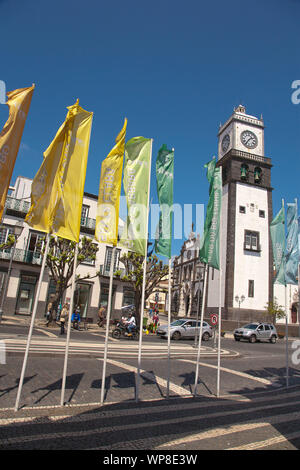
72, 305, 81, 330
98, 305, 106, 328
59, 303, 68, 335
46, 302, 52, 327
153, 310, 159, 332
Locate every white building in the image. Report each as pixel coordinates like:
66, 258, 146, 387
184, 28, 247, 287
0, 176, 135, 322
205, 105, 299, 326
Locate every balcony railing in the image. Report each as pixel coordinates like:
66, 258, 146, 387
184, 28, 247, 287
99, 265, 126, 278
0, 248, 42, 265
80, 216, 96, 230
5, 196, 31, 214
5, 196, 97, 230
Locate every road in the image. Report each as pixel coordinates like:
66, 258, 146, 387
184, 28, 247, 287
1, 322, 300, 451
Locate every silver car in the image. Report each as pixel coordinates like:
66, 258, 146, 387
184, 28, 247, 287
234, 322, 278, 343
157, 318, 213, 341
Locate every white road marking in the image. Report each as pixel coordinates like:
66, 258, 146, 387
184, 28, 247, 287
99, 358, 189, 396
180, 358, 273, 385
156, 410, 300, 449
34, 328, 57, 338
228, 431, 300, 450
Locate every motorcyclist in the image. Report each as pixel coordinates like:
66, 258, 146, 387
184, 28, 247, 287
126, 312, 136, 334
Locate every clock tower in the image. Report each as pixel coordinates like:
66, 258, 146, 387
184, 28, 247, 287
206, 105, 273, 324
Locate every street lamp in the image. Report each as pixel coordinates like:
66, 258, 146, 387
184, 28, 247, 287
0, 221, 24, 323
235, 294, 245, 328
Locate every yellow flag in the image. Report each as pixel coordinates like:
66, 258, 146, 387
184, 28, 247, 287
0, 85, 35, 220
26, 100, 93, 242
95, 118, 127, 245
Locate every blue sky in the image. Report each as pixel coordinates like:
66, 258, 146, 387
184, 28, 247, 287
0, 0, 299, 257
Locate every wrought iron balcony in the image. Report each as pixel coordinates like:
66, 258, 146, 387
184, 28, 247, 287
5, 196, 31, 214
4, 196, 97, 231
0, 248, 42, 265
99, 265, 126, 278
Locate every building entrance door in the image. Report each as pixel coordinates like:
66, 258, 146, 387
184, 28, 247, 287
73, 283, 91, 319
16, 275, 37, 315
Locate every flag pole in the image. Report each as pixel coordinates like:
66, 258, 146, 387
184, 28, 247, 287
217, 267, 222, 397
136, 138, 153, 403
60, 242, 78, 406
167, 257, 172, 399
282, 198, 289, 388
217, 167, 222, 398
285, 280, 289, 388
100, 245, 116, 404
15, 233, 51, 412
295, 198, 300, 339
194, 262, 208, 396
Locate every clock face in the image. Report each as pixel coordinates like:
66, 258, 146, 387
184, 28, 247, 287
221, 134, 230, 153
240, 130, 258, 149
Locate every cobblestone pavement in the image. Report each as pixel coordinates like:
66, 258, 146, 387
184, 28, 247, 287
1, 352, 300, 450
2, 315, 300, 451
1, 380, 300, 450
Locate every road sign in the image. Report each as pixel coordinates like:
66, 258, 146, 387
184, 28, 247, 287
210, 313, 218, 325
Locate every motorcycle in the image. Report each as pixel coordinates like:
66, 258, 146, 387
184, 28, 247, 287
111, 321, 139, 340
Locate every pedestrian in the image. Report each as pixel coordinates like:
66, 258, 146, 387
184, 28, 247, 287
56, 302, 62, 322
98, 305, 106, 328
72, 305, 81, 330
153, 311, 159, 332
60, 303, 68, 335
46, 302, 52, 327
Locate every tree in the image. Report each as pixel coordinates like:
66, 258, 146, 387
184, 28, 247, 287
44, 235, 99, 319
264, 297, 286, 323
120, 251, 169, 325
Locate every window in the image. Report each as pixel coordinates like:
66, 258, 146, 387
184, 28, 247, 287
81, 205, 90, 225
82, 255, 95, 266
0, 226, 14, 246
244, 230, 260, 252
259, 210, 265, 218
265, 325, 270, 331
104, 247, 120, 273
100, 282, 117, 308
123, 287, 135, 306
248, 280, 254, 297
27, 232, 44, 254
239, 206, 246, 214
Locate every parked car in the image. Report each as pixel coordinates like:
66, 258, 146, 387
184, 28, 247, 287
234, 322, 278, 343
157, 318, 213, 341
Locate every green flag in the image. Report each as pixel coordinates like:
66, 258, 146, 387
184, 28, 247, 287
199, 158, 222, 270
270, 203, 285, 285
285, 202, 299, 285
119, 136, 152, 255
155, 144, 174, 259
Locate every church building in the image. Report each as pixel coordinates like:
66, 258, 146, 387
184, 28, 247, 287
206, 105, 274, 324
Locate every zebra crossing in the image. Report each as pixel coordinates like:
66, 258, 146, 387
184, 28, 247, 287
0, 335, 237, 359
1, 385, 300, 450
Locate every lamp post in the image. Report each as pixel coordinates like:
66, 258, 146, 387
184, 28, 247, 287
235, 294, 245, 329
0, 221, 24, 323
